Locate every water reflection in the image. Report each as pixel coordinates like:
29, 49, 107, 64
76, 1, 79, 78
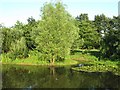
2, 65, 120, 88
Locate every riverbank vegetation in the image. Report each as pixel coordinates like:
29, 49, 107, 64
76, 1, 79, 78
71, 49, 120, 76
0, 1, 120, 73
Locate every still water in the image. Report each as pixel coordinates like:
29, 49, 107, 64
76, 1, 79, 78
2, 65, 120, 88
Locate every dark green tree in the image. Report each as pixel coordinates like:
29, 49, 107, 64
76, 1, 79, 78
7, 21, 28, 59
75, 14, 100, 49
94, 14, 110, 37
24, 17, 38, 50
101, 16, 120, 60
1, 27, 12, 53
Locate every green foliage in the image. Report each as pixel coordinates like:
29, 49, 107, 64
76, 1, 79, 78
33, 2, 78, 64
94, 14, 110, 36
100, 16, 120, 60
0, 25, 3, 54
25, 17, 38, 50
71, 50, 119, 75
1, 2, 119, 64
72, 64, 119, 76
1, 27, 12, 53
2, 53, 78, 66
75, 14, 100, 49
10, 37, 28, 59
1, 53, 13, 63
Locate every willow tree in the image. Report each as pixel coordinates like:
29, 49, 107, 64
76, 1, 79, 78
34, 2, 78, 64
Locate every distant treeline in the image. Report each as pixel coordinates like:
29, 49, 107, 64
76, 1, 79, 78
0, 2, 120, 64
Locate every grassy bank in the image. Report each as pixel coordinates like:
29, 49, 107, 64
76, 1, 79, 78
70, 49, 120, 76
1, 49, 120, 76
1, 54, 78, 66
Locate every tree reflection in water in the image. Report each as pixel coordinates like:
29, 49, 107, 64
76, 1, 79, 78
2, 65, 120, 88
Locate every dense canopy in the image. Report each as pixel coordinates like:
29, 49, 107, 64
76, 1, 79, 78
0, 1, 120, 65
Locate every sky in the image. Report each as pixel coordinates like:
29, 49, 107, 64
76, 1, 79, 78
0, 0, 119, 27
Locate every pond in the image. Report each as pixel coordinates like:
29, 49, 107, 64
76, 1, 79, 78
2, 64, 120, 89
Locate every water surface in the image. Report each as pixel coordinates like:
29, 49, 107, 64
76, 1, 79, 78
2, 65, 120, 88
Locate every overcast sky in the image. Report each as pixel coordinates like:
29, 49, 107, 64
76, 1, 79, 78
0, 0, 119, 27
